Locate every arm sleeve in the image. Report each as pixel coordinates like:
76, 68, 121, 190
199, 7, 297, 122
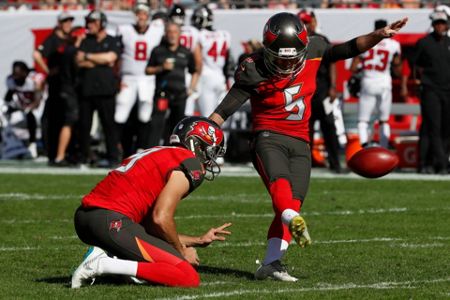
213, 83, 251, 121
223, 50, 236, 79
38, 36, 55, 58
147, 48, 158, 67
109, 36, 122, 56
323, 38, 361, 64
79, 39, 88, 52
179, 157, 205, 192
412, 39, 425, 67
187, 51, 196, 74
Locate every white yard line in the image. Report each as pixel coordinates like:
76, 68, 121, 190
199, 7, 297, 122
0, 219, 71, 224
1, 207, 449, 224
396, 243, 446, 248
0, 246, 38, 251
157, 278, 450, 300
212, 236, 450, 248
0, 193, 82, 201
2, 236, 449, 251
175, 207, 450, 220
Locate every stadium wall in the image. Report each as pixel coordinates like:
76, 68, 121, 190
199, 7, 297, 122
0, 9, 432, 97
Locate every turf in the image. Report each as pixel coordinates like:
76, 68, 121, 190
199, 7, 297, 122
0, 174, 449, 299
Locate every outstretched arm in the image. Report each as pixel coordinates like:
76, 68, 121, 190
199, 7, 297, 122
355, 18, 408, 53
327, 18, 408, 62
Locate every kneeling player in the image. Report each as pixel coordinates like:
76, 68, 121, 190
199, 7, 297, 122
71, 116, 230, 288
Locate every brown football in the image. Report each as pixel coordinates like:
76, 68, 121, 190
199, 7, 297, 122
348, 147, 399, 178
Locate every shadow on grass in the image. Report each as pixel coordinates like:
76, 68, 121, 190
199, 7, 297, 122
35, 265, 254, 288
35, 275, 133, 288
197, 265, 254, 280
35, 276, 71, 286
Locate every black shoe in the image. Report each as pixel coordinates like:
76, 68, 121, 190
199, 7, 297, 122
95, 159, 119, 169
49, 159, 71, 167
437, 168, 448, 175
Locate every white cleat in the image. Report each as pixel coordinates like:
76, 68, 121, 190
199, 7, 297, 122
71, 246, 107, 288
255, 260, 298, 282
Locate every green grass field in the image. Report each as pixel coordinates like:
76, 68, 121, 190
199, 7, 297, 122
0, 173, 449, 299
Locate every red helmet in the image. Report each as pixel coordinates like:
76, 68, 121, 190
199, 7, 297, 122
170, 116, 225, 180
263, 12, 309, 77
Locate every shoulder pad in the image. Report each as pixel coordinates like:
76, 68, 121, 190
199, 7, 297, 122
306, 35, 328, 60
235, 51, 268, 86
180, 157, 204, 192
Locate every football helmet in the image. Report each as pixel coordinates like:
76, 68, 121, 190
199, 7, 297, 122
134, 2, 150, 14
191, 5, 213, 30
262, 12, 309, 77
169, 4, 185, 26
170, 116, 226, 180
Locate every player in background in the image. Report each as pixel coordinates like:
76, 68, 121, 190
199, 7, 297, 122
299, 9, 342, 173
192, 5, 234, 117
209, 13, 407, 281
168, 4, 203, 116
350, 19, 402, 148
33, 11, 74, 164
115, 3, 165, 154
4, 61, 45, 158
71, 116, 231, 288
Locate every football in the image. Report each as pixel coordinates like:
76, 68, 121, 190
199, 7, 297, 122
348, 147, 399, 178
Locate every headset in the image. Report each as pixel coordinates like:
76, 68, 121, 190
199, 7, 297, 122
85, 10, 108, 29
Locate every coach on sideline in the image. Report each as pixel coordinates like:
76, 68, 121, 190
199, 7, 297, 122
76, 10, 121, 168
412, 11, 450, 175
146, 22, 200, 146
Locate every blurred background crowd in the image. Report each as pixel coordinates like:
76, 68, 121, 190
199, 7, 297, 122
1, 1, 449, 175
1, 0, 445, 11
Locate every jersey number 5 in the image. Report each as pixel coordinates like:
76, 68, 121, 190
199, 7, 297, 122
284, 84, 305, 121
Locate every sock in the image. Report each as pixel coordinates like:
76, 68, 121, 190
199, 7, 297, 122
262, 237, 289, 265
281, 208, 299, 225
98, 256, 138, 276
379, 122, 390, 148
358, 121, 369, 146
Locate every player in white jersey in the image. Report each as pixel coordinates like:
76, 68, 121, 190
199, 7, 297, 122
191, 5, 234, 117
4, 61, 45, 158
168, 4, 203, 116
350, 19, 401, 148
115, 3, 164, 152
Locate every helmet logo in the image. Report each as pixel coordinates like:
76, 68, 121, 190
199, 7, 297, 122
205, 126, 217, 144
279, 48, 297, 56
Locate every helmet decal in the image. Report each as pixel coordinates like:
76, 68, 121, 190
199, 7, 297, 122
169, 116, 226, 181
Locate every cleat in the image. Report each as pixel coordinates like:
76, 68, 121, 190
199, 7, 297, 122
255, 260, 298, 282
289, 215, 312, 248
71, 246, 107, 288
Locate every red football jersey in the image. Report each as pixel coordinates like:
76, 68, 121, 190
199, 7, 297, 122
81, 146, 204, 223
232, 36, 331, 143
250, 58, 322, 142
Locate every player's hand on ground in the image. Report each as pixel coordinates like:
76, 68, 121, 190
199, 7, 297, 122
380, 18, 408, 38
199, 223, 232, 247
183, 246, 200, 267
